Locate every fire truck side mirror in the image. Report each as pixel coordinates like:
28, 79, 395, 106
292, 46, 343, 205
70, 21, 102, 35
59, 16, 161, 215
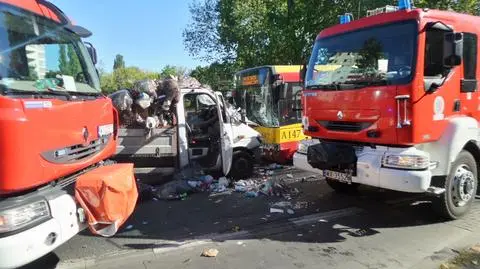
443, 32, 463, 67
300, 63, 307, 83
84, 42, 98, 65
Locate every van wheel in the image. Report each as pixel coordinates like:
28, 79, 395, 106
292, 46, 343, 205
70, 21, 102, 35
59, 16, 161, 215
434, 150, 478, 220
325, 178, 359, 193
229, 151, 253, 180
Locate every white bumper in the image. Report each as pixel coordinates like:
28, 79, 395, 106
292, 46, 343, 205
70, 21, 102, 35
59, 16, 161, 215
293, 152, 323, 175
351, 146, 432, 193
0, 193, 85, 269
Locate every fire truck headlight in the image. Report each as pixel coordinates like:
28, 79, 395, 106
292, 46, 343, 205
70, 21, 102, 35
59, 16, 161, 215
382, 154, 430, 170
0, 199, 51, 234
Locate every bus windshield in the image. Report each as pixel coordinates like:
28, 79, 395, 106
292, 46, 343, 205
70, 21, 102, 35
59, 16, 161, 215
0, 5, 100, 96
306, 21, 417, 90
235, 68, 303, 128
235, 68, 280, 127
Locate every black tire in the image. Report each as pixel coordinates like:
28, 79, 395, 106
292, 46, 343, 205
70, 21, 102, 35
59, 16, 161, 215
229, 151, 254, 180
434, 150, 478, 220
325, 178, 359, 193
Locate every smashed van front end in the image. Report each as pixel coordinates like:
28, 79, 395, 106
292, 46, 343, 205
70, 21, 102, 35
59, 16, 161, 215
303, 8, 442, 193
0, 1, 127, 268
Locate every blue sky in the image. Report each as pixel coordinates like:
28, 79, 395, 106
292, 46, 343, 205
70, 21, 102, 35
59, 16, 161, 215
49, 0, 206, 72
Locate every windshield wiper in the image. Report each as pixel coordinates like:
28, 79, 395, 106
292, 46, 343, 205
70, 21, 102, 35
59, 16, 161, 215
343, 79, 390, 89
306, 83, 359, 91
3, 88, 73, 100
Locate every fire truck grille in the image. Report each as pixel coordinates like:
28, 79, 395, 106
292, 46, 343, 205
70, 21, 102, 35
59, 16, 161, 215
41, 136, 111, 164
318, 121, 373, 132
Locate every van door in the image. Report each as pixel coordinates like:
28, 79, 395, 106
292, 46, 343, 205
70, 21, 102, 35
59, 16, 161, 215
216, 93, 234, 175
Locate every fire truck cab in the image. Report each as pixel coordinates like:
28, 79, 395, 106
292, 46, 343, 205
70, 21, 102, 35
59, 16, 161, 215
302, 1, 480, 219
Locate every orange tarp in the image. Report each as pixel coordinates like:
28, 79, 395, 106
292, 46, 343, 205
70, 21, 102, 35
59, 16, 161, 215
75, 163, 138, 237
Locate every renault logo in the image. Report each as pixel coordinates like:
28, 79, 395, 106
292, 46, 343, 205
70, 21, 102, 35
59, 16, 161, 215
337, 111, 344, 120
82, 127, 89, 143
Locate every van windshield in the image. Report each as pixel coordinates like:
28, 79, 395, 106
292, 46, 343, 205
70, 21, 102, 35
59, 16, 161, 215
0, 5, 100, 96
306, 21, 417, 90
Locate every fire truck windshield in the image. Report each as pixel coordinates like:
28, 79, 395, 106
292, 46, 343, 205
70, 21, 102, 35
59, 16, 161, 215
306, 20, 417, 90
0, 5, 101, 97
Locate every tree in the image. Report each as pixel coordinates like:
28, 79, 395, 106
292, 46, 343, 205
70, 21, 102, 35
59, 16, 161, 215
113, 54, 125, 70
184, 0, 479, 71
100, 66, 161, 93
58, 45, 68, 74
66, 45, 81, 77
161, 65, 188, 78
190, 62, 237, 92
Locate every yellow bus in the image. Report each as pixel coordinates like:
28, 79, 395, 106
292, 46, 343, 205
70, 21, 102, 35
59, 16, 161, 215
233, 65, 308, 163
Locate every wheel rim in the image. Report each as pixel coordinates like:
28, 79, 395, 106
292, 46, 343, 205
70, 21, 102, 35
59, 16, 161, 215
451, 165, 475, 207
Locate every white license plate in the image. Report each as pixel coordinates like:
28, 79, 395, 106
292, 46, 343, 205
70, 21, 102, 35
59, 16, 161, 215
324, 170, 352, 183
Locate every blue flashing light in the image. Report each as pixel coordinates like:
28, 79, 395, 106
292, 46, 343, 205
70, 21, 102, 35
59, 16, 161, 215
339, 13, 353, 24
398, 0, 412, 10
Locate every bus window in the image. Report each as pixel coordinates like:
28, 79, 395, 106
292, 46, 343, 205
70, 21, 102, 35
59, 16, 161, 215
278, 83, 302, 126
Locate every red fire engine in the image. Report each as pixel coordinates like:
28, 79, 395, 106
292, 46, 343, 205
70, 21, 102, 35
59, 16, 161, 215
0, 1, 135, 268
302, 1, 480, 219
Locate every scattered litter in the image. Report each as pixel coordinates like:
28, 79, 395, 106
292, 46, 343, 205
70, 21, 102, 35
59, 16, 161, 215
153, 198, 158, 201
237, 241, 244, 245
183, 258, 191, 264
297, 234, 303, 237
272, 201, 292, 208
319, 219, 328, 223
261, 217, 268, 221
287, 174, 294, 179
245, 191, 258, 197
232, 225, 241, 232
287, 209, 295, 215
213, 222, 220, 225
125, 225, 133, 230
270, 208, 284, 214
142, 221, 148, 225
201, 248, 219, 257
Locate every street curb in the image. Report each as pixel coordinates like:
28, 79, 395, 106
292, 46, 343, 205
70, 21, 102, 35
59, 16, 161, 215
409, 226, 480, 269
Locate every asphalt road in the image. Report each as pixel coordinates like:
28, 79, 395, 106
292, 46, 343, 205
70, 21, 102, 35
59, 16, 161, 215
21, 167, 480, 269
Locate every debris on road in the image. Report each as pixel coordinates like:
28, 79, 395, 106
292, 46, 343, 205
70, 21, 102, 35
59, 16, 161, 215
270, 208, 284, 214
201, 248, 219, 257
287, 209, 295, 215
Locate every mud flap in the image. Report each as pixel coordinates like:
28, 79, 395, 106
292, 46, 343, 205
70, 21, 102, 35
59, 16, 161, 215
75, 163, 138, 237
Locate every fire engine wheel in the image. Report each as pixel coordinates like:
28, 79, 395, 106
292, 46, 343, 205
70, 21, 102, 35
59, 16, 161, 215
325, 178, 359, 194
229, 151, 254, 180
434, 150, 478, 220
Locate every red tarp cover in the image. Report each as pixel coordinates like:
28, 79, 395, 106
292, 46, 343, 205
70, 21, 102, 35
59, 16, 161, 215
75, 163, 138, 237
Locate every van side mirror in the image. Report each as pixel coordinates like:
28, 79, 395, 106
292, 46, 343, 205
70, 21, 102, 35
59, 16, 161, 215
84, 42, 98, 65
240, 109, 247, 123
299, 63, 307, 83
443, 32, 463, 67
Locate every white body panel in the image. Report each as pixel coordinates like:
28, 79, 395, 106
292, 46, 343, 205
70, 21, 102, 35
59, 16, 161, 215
0, 193, 85, 269
417, 116, 479, 176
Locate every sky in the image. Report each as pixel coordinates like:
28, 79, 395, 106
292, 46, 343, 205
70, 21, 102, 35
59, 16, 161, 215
49, 0, 206, 73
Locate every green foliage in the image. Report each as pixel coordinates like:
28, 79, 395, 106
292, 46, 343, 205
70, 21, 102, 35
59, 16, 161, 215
58, 44, 82, 77
184, 0, 480, 75
66, 45, 81, 77
161, 65, 188, 78
58, 45, 68, 74
190, 62, 237, 92
100, 67, 161, 94
113, 54, 125, 70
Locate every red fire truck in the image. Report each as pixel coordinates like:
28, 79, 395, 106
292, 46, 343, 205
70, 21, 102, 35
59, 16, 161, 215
302, 1, 480, 219
0, 1, 133, 268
